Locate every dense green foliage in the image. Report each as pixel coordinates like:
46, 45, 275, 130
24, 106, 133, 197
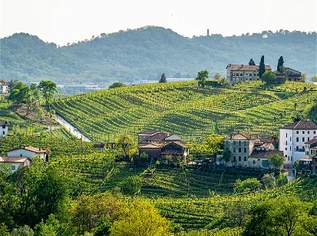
52, 81, 317, 142
1, 27, 316, 85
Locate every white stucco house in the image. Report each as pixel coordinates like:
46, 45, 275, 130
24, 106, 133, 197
0, 156, 31, 173
279, 119, 317, 164
0, 121, 9, 138
0, 80, 9, 95
7, 146, 49, 162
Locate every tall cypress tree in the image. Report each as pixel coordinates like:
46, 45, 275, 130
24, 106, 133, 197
277, 56, 284, 72
248, 58, 256, 66
259, 55, 265, 79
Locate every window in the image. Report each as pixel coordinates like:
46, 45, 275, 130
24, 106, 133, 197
244, 156, 247, 161
296, 137, 299, 142
239, 156, 241, 161
244, 148, 247, 153
285, 147, 287, 151
308, 131, 310, 134
238, 148, 241, 153
290, 146, 292, 151
296, 146, 299, 151
11, 165, 16, 171
308, 137, 310, 141
233, 156, 236, 162
314, 131, 316, 134
286, 133, 288, 137
302, 131, 305, 134
286, 141, 288, 145
302, 137, 305, 142
296, 131, 299, 134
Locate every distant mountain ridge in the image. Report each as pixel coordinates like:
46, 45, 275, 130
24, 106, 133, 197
1, 26, 316, 84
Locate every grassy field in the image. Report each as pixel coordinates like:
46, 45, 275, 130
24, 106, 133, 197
52, 81, 317, 142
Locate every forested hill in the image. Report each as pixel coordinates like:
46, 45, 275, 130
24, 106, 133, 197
1, 26, 316, 84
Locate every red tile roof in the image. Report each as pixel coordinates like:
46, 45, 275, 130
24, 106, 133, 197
226, 64, 271, 71
281, 119, 317, 130
0, 156, 29, 164
9, 146, 48, 154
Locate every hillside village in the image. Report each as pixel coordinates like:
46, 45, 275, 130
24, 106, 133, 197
0, 57, 316, 176
0, 57, 317, 235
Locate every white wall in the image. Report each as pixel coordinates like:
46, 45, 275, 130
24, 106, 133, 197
7, 149, 47, 160
0, 125, 9, 138
279, 128, 317, 164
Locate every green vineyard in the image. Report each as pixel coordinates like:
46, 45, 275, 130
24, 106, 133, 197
52, 81, 317, 142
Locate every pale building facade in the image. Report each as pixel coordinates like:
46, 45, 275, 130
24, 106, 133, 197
279, 119, 317, 164
0, 80, 9, 95
0, 121, 9, 138
0, 157, 31, 173
226, 64, 271, 85
7, 146, 49, 161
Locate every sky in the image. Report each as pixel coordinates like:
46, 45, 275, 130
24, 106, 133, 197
1, 0, 317, 45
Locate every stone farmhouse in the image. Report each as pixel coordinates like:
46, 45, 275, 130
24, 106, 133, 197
225, 64, 271, 85
138, 131, 189, 164
0, 157, 31, 173
275, 67, 303, 81
223, 133, 280, 169
0, 146, 48, 173
7, 146, 49, 162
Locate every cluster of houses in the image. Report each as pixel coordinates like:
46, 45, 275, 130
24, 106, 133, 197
137, 119, 317, 175
1, 119, 316, 175
221, 119, 317, 174
0, 145, 48, 173
226, 64, 303, 85
138, 131, 189, 164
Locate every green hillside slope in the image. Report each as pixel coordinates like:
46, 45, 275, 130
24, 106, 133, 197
1, 27, 316, 85
52, 81, 317, 142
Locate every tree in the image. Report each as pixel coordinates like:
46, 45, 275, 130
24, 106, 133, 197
120, 176, 142, 195
243, 202, 275, 236
277, 56, 284, 72
270, 196, 306, 236
261, 174, 275, 189
261, 71, 277, 85
110, 199, 170, 236
222, 149, 231, 164
244, 196, 309, 236
109, 82, 126, 89
195, 70, 208, 88
13, 159, 67, 227
269, 154, 284, 171
159, 73, 167, 83
248, 58, 255, 66
116, 135, 136, 159
24, 84, 41, 115
234, 178, 261, 193
259, 56, 265, 79
38, 80, 57, 111
72, 193, 127, 234
312, 75, 317, 82
8, 81, 29, 105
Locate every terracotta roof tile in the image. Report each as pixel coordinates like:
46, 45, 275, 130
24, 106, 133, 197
282, 119, 317, 130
